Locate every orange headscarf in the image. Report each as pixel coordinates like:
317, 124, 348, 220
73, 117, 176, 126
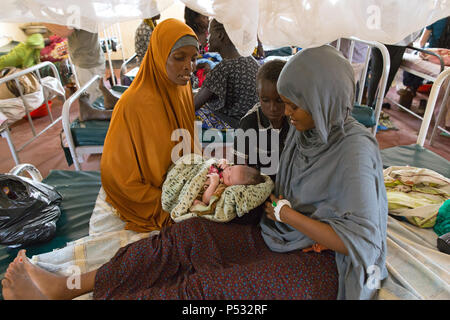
100, 19, 198, 232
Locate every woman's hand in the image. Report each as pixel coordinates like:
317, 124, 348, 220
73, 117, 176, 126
264, 194, 284, 221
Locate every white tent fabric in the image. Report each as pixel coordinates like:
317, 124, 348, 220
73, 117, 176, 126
1, 0, 449, 56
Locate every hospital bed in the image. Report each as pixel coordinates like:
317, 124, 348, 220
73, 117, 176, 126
385, 46, 449, 145
332, 39, 450, 176
61, 75, 129, 171
0, 61, 66, 165
62, 51, 139, 170
336, 38, 392, 134
99, 22, 126, 87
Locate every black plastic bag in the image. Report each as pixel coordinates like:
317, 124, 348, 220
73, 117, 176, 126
0, 174, 62, 248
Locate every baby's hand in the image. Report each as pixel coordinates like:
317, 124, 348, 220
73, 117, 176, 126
207, 173, 220, 186
217, 159, 229, 170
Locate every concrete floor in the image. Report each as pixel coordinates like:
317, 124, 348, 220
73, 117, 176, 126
1, 82, 449, 178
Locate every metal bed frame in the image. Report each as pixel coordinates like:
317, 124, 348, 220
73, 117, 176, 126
334, 37, 391, 136
417, 67, 450, 147
62, 51, 139, 171
0, 61, 66, 165
61, 75, 103, 171
100, 22, 126, 86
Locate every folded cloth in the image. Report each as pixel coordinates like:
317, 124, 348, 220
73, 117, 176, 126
384, 166, 450, 228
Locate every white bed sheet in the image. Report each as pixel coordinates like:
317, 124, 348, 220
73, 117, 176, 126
378, 216, 450, 300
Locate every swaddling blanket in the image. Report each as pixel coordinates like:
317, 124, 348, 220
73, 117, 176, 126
162, 154, 273, 223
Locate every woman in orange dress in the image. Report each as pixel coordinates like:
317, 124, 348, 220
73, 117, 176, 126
100, 18, 199, 232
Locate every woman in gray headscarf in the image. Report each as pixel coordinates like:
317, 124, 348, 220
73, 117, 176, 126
261, 45, 388, 300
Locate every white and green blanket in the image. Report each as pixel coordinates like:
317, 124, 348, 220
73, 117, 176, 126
162, 154, 274, 223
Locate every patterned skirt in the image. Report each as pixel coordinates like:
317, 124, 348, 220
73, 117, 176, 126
93, 218, 338, 300
195, 107, 233, 130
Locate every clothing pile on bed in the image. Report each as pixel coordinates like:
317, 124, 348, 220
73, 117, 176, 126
379, 166, 450, 300
383, 166, 450, 231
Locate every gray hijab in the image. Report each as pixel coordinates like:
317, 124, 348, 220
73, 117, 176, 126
260, 45, 388, 300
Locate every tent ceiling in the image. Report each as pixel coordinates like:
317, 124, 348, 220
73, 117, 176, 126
1, 0, 449, 56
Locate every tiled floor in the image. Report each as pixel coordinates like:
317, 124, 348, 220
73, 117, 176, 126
1, 79, 449, 178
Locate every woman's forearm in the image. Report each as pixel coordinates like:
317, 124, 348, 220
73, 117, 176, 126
280, 206, 349, 255
194, 87, 215, 110
420, 29, 432, 48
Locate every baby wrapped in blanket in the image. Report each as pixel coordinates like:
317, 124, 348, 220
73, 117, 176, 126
162, 154, 274, 223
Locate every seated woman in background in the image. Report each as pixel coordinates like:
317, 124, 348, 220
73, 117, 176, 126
233, 59, 289, 181
194, 19, 259, 129
2, 45, 387, 301
0, 33, 45, 70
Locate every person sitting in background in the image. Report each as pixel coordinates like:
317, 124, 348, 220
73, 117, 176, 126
194, 19, 259, 129
0, 33, 45, 70
134, 14, 160, 65
400, 17, 450, 110
366, 30, 422, 109
184, 7, 221, 89
421, 16, 449, 49
184, 7, 209, 54
233, 59, 289, 181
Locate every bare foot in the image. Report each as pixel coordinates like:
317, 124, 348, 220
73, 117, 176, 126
17, 250, 75, 300
1, 258, 47, 300
99, 79, 119, 110
78, 93, 112, 121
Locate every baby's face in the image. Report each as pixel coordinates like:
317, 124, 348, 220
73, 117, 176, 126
222, 165, 246, 186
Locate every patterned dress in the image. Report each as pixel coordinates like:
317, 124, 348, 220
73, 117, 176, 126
93, 217, 338, 300
196, 56, 260, 129
134, 21, 153, 65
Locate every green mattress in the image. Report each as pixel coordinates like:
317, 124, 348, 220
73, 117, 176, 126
69, 87, 126, 147
0, 170, 101, 299
380, 144, 450, 178
70, 119, 110, 146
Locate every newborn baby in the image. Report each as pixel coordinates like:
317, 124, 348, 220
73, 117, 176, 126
191, 159, 265, 212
